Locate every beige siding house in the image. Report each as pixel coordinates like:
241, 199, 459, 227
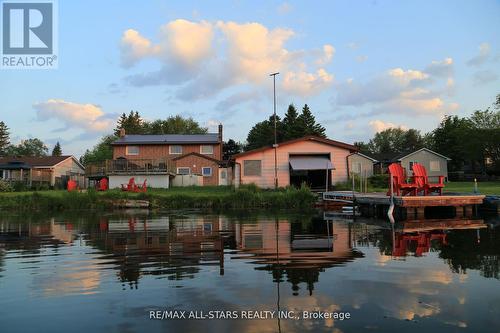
398, 148, 451, 180
347, 152, 378, 177
0, 156, 85, 187
233, 136, 357, 190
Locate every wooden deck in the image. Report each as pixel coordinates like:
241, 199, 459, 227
322, 191, 486, 220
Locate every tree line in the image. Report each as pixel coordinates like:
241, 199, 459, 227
355, 94, 500, 174
0, 121, 62, 157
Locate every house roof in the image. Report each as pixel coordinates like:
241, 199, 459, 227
233, 135, 357, 158
112, 133, 219, 145
171, 152, 222, 164
348, 152, 379, 162
395, 148, 451, 161
372, 148, 451, 163
0, 155, 84, 169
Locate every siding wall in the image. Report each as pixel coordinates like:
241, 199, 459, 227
174, 154, 219, 186
347, 154, 375, 177
400, 150, 449, 180
235, 141, 351, 188
113, 144, 221, 161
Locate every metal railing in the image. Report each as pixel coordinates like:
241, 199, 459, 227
85, 158, 176, 177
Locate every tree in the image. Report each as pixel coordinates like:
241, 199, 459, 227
245, 115, 284, 151
5, 138, 48, 157
354, 141, 370, 153
297, 104, 326, 137
402, 129, 425, 152
367, 128, 407, 154
51, 141, 62, 156
0, 121, 9, 155
143, 115, 208, 134
282, 104, 302, 140
114, 111, 144, 135
223, 139, 243, 160
79, 135, 116, 165
432, 115, 471, 172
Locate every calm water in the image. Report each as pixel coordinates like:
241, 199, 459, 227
0, 211, 499, 333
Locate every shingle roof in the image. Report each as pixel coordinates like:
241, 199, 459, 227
112, 134, 219, 145
233, 135, 357, 158
0, 155, 81, 168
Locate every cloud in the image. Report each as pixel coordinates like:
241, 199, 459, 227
356, 55, 368, 63
424, 57, 453, 77
316, 44, 335, 65
215, 90, 262, 112
282, 68, 333, 96
335, 58, 458, 118
33, 99, 114, 132
369, 120, 408, 133
277, 2, 292, 15
467, 42, 491, 67
472, 70, 498, 85
120, 19, 335, 101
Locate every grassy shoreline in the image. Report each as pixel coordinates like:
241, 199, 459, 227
0, 186, 317, 211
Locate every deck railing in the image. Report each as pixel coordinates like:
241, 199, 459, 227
85, 158, 176, 177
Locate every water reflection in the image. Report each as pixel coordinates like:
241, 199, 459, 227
0, 212, 499, 332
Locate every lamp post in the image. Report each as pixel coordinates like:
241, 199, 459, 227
270, 72, 279, 189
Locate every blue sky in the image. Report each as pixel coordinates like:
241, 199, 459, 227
1, 0, 499, 156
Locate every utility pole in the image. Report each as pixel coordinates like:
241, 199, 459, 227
270, 72, 279, 189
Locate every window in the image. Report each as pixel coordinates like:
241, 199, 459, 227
409, 161, 418, 171
126, 146, 139, 155
177, 167, 190, 175
430, 160, 440, 172
170, 145, 183, 154
243, 160, 262, 176
202, 167, 212, 176
200, 145, 214, 154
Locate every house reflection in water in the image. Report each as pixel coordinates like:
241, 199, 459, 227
89, 215, 232, 288
233, 219, 364, 295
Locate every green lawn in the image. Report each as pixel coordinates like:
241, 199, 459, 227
442, 181, 500, 195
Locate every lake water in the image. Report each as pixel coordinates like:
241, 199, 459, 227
0, 211, 499, 332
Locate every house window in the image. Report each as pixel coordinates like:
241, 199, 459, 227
430, 161, 440, 172
202, 167, 212, 176
177, 167, 190, 175
200, 145, 214, 154
170, 145, 183, 154
409, 161, 418, 171
126, 146, 139, 156
243, 160, 262, 176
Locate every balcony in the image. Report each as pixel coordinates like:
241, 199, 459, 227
85, 158, 176, 178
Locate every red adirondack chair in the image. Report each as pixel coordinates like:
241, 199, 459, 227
67, 179, 78, 192
134, 179, 147, 193
97, 177, 108, 191
412, 163, 445, 195
387, 163, 418, 196
121, 177, 135, 191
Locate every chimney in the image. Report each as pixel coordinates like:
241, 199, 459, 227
218, 124, 223, 143
119, 128, 126, 138
218, 124, 223, 160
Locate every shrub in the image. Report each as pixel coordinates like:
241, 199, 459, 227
369, 174, 389, 188
0, 180, 13, 192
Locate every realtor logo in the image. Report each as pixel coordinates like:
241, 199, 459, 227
1, 0, 58, 69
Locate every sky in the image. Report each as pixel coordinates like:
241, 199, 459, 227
1, 0, 499, 157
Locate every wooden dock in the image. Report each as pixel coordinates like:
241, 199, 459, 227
322, 191, 485, 220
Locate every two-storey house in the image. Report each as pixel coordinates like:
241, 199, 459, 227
87, 125, 226, 188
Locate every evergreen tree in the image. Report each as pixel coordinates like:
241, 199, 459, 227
245, 115, 284, 150
114, 111, 144, 135
282, 104, 302, 141
52, 141, 62, 156
0, 121, 10, 155
223, 139, 243, 160
297, 104, 326, 137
